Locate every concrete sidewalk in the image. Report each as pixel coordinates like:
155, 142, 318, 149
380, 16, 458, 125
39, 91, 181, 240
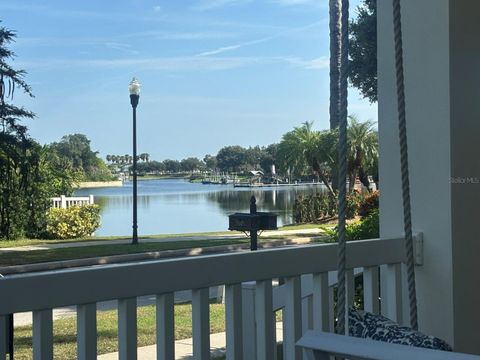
0, 228, 324, 253
97, 322, 284, 359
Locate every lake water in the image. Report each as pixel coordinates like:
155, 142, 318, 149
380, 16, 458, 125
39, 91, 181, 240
75, 179, 325, 236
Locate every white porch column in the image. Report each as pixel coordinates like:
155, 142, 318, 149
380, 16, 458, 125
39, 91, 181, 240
379, 0, 480, 354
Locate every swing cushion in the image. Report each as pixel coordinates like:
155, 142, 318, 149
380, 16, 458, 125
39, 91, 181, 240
349, 308, 452, 351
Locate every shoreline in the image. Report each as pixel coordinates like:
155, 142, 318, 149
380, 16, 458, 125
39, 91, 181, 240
77, 180, 123, 189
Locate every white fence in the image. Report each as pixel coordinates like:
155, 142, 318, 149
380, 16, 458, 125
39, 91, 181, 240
50, 195, 94, 209
0, 237, 409, 359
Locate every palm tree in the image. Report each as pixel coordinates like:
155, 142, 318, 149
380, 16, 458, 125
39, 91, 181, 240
277, 122, 335, 196
106, 154, 111, 163
347, 115, 378, 191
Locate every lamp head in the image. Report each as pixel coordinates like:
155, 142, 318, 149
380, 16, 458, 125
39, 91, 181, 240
129, 77, 141, 107
128, 77, 141, 96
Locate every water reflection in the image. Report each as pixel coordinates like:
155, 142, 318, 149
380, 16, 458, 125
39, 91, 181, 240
75, 179, 325, 236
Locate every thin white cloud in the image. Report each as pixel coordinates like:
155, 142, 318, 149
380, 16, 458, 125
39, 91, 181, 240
0, 2, 137, 21
133, 31, 236, 41
196, 21, 323, 57
16, 56, 262, 72
153, 5, 162, 13
271, 0, 325, 7
14, 31, 236, 51
196, 36, 273, 56
16, 55, 330, 72
192, 0, 253, 11
105, 42, 139, 55
284, 56, 329, 70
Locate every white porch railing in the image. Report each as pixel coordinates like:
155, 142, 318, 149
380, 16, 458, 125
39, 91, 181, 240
0, 237, 408, 359
297, 331, 480, 360
50, 195, 94, 209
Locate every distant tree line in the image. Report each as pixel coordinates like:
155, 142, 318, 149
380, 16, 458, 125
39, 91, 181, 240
108, 115, 378, 193
104, 145, 279, 176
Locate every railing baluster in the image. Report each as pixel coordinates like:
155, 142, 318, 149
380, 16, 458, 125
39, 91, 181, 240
241, 282, 256, 359
225, 283, 243, 359
0, 315, 7, 359
328, 286, 335, 331
256, 280, 275, 360
312, 272, 330, 331
33, 309, 53, 360
346, 269, 355, 309
363, 267, 380, 314
156, 293, 175, 360
118, 297, 137, 360
77, 303, 97, 360
381, 263, 403, 323
284, 276, 302, 360
302, 296, 313, 333
343, 268, 355, 334
192, 288, 210, 360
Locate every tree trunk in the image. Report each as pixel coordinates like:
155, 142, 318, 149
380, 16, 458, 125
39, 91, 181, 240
358, 166, 371, 191
312, 160, 335, 197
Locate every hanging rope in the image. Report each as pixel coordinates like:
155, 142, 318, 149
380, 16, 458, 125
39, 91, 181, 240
336, 0, 349, 336
329, 0, 341, 129
392, 0, 418, 330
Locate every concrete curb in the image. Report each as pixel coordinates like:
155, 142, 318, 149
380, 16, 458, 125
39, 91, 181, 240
0, 237, 324, 276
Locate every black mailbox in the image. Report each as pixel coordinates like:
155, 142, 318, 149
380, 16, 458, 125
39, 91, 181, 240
228, 196, 278, 250
228, 212, 277, 232
257, 212, 277, 231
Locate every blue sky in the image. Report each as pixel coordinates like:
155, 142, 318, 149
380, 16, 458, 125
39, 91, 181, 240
2, 0, 376, 160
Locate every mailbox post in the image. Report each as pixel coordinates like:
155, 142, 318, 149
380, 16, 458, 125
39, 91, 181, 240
228, 195, 277, 251
250, 196, 258, 250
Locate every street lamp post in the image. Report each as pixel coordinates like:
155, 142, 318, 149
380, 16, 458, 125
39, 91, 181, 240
129, 78, 141, 245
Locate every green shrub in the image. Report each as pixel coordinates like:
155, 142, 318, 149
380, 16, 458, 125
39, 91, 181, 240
324, 208, 379, 242
46, 205, 101, 239
293, 191, 367, 224
293, 193, 338, 223
348, 208, 379, 240
346, 191, 363, 219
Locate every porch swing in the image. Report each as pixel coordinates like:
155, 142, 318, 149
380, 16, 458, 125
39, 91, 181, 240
297, 0, 480, 358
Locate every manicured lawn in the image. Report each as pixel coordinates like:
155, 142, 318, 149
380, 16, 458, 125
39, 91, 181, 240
0, 223, 323, 249
0, 231, 235, 249
13, 302, 283, 360
0, 234, 331, 267
0, 239, 249, 267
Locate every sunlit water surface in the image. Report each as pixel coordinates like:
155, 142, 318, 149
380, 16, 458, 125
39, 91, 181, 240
75, 179, 326, 236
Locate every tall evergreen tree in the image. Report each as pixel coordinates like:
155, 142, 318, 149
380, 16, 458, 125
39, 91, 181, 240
0, 25, 34, 135
0, 24, 38, 238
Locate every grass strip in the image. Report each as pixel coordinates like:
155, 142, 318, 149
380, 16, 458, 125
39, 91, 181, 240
13, 302, 283, 359
13, 302, 224, 359
0, 223, 323, 249
0, 239, 250, 267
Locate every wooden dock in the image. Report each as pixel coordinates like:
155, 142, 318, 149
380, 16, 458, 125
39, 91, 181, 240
233, 182, 326, 188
